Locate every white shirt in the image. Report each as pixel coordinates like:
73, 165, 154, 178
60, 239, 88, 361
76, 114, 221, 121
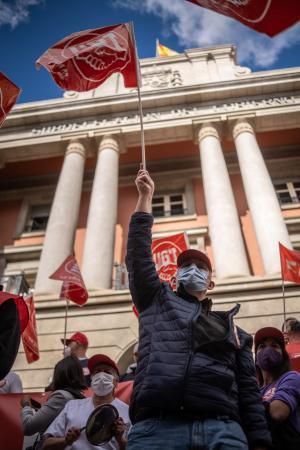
0, 371, 23, 393
45, 397, 130, 450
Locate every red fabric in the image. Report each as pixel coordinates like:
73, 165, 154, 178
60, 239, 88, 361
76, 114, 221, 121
36, 23, 138, 92
0, 72, 21, 127
50, 255, 88, 306
186, 0, 300, 36
22, 295, 40, 364
62, 331, 89, 346
279, 242, 300, 284
0, 383, 133, 450
152, 232, 189, 286
286, 342, 300, 372
88, 354, 120, 376
0, 292, 29, 333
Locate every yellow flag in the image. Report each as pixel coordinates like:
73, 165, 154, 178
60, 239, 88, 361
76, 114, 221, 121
156, 40, 178, 57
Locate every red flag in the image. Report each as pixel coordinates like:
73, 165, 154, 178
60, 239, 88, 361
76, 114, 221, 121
22, 295, 39, 364
0, 72, 21, 127
36, 23, 138, 92
152, 233, 189, 287
50, 255, 88, 306
186, 1, 300, 36
279, 242, 300, 284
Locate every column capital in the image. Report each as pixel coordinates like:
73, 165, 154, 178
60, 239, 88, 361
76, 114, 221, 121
66, 139, 86, 158
232, 119, 255, 140
198, 122, 220, 143
98, 134, 120, 154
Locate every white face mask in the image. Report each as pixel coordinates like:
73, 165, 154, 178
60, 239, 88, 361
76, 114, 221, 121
176, 264, 210, 292
91, 372, 115, 396
63, 346, 72, 357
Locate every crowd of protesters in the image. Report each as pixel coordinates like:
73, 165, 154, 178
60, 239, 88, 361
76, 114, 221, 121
0, 168, 300, 450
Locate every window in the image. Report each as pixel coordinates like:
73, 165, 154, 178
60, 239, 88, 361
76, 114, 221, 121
152, 193, 187, 218
24, 204, 50, 232
275, 182, 300, 206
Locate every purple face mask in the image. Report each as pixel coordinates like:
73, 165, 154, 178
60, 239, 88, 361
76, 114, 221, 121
256, 347, 283, 371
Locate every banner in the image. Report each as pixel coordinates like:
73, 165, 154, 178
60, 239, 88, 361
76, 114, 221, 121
36, 23, 138, 92
22, 295, 39, 364
0, 382, 133, 450
0, 72, 21, 127
279, 242, 300, 284
152, 232, 189, 286
50, 255, 88, 306
186, 0, 300, 36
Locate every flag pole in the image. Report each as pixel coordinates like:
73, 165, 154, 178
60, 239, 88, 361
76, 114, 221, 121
63, 298, 70, 355
129, 22, 146, 170
281, 277, 287, 332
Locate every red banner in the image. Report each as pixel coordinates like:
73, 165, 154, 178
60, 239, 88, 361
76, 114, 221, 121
22, 295, 39, 364
186, 0, 300, 36
152, 233, 189, 286
0, 72, 21, 127
36, 23, 138, 92
0, 382, 133, 450
279, 242, 300, 284
50, 255, 88, 306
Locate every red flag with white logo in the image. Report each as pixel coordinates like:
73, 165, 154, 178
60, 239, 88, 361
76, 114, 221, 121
36, 23, 138, 92
152, 233, 189, 288
50, 255, 88, 306
0, 72, 21, 127
186, 1, 300, 37
22, 294, 40, 364
279, 242, 300, 284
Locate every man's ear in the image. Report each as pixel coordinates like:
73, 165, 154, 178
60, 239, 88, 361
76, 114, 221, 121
208, 280, 215, 290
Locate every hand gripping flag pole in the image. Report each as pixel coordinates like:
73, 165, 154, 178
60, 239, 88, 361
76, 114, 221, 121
129, 22, 146, 170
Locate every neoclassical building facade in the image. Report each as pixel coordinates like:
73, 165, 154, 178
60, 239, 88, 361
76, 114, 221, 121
1, 45, 300, 391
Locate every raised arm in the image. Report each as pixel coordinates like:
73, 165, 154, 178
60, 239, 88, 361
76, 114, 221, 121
125, 169, 161, 312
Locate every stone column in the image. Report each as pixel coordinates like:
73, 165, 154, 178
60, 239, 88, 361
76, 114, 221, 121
198, 123, 250, 278
233, 119, 291, 274
35, 140, 86, 294
81, 135, 120, 289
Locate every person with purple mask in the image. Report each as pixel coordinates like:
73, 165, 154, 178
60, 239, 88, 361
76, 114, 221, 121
254, 327, 300, 450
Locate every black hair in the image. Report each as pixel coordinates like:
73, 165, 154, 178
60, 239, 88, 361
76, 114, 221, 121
255, 338, 291, 387
281, 317, 297, 331
290, 320, 300, 333
51, 355, 86, 391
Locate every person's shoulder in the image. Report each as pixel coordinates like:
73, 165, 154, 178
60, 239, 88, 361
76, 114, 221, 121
7, 371, 21, 382
278, 370, 300, 385
112, 397, 129, 411
64, 396, 90, 408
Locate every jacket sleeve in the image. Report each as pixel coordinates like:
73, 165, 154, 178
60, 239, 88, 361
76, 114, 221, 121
235, 330, 272, 449
125, 212, 161, 312
21, 391, 71, 435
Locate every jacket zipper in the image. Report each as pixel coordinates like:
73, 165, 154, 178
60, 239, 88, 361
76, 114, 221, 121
180, 301, 201, 411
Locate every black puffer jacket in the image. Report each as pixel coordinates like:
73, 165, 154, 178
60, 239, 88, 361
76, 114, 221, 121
126, 212, 272, 449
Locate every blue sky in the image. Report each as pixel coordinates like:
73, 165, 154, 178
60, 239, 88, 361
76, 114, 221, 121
1, 0, 300, 103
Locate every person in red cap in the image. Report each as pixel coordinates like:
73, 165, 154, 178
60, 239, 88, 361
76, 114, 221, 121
254, 327, 300, 449
61, 332, 90, 386
125, 169, 271, 450
42, 354, 130, 450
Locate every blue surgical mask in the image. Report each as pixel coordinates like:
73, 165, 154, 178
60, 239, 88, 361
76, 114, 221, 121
176, 264, 210, 292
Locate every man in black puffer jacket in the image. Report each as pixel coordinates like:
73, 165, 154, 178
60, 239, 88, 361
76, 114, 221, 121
126, 169, 271, 450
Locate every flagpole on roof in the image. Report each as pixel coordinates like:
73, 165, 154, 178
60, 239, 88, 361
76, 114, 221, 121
156, 38, 159, 57
129, 22, 146, 170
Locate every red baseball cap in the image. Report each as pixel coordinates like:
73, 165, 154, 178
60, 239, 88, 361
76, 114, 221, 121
88, 354, 119, 376
254, 327, 285, 351
61, 331, 89, 347
177, 249, 212, 272
0, 291, 29, 333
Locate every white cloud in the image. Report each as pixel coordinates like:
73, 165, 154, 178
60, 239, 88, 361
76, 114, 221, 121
114, 0, 300, 67
0, 0, 43, 28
